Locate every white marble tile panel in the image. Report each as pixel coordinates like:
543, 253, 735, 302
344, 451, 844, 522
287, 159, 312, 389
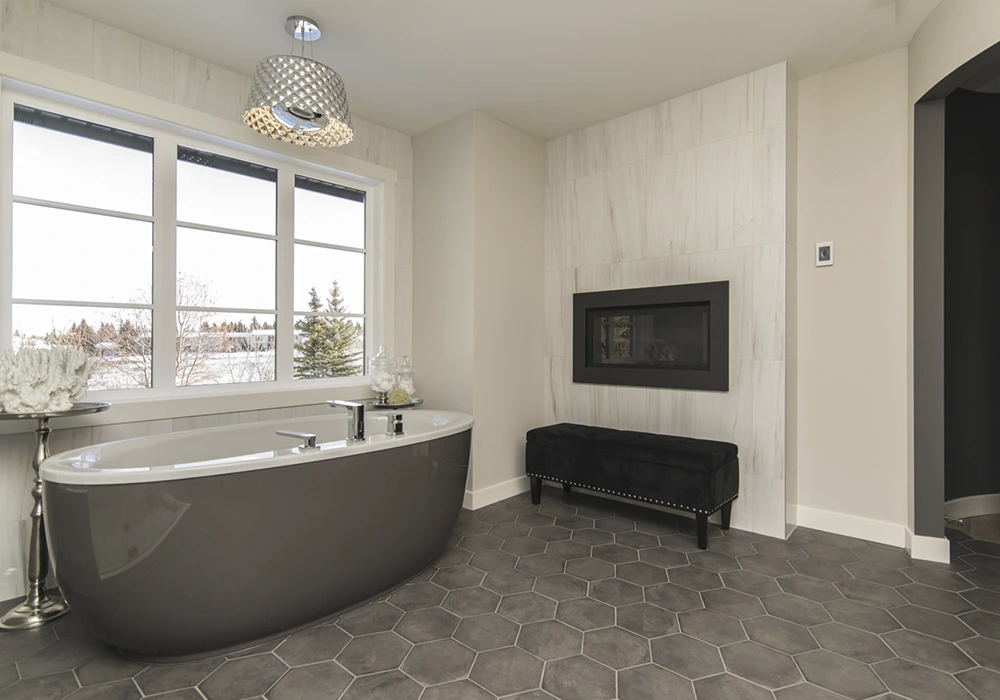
575, 172, 611, 268
0, 433, 32, 525
606, 108, 650, 170
785, 126, 798, 248
139, 39, 176, 103
565, 123, 608, 180
751, 360, 785, 479
545, 269, 575, 358
606, 162, 647, 263
1, 0, 93, 77
698, 74, 752, 145
696, 247, 754, 361
649, 92, 700, 156
752, 243, 785, 360
752, 63, 787, 130
785, 243, 797, 361
544, 357, 570, 424
346, 118, 413, 178
92, 419, 173, 445
568, 381, 598, 425
615, 254, 695, 290
544, 181, 577, 271
787, 68, 799, 136
646, 149, 698, 257
93, 22, 141, 93
695, 360, 753, 463
750, 473, 786, 538
753, 125, 787, 246
546, 136, 568, 186
0, 520, 25, 601
696, 134, 753, 252
174, 53, 246, 123
395, 266, 413, 357
574, 263, 618, 294
395, 179, 413, 269
650, 388, 698, 438
730, 469, 753, 532
593, 386, 649, 433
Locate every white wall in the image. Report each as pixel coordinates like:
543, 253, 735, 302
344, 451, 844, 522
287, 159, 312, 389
413, 111, 544, 503
0, 0, 414, 599
794, 49, 910, 542
471, 113, 545, 496
543, 63, 792, 538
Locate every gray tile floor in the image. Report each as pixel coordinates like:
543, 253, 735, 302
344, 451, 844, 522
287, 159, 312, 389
1, 486, 999, 699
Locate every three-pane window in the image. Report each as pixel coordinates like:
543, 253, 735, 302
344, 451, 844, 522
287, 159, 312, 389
6, 100, 371, 392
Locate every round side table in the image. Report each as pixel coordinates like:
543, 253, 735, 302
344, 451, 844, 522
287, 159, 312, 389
0, 401, 110, 630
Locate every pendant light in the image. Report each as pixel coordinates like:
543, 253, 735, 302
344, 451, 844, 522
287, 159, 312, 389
243, 16, 353, 148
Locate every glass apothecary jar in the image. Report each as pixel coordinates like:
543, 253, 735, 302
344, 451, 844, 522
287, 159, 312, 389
396, 356, 416, 396
369, 345, 397, 403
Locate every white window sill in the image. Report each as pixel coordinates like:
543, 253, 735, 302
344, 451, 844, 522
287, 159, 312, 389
0, 377, 375, 435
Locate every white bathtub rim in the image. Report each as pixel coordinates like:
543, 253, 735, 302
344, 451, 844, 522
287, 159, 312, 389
41, 409, 474, 486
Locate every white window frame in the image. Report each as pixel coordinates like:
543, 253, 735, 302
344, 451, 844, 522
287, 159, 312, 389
0, 84, 392, 418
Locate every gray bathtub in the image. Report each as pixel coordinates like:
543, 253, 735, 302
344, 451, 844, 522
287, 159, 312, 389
40, 410, 472, 661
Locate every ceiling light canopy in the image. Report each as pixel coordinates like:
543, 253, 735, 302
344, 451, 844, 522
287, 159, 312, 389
243, 16, 353, 148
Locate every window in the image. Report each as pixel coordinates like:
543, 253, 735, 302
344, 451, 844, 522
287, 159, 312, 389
3, 94, 380, 397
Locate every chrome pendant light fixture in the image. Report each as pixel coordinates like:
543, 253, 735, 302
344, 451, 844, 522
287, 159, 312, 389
243, 16, 354, 148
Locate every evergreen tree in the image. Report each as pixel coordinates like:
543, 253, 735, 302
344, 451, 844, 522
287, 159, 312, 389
293, 282, 363, 378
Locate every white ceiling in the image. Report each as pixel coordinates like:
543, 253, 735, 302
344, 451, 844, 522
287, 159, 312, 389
47, 0, 941, 139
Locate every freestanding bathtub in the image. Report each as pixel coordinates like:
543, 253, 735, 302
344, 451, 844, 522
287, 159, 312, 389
40, 409, 473, 661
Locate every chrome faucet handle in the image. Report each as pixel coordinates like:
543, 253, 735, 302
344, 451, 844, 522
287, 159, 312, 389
385, 413, 404, 437
327, 400, 366, 443
275, 430, 318, 450
328, 400, 365, 409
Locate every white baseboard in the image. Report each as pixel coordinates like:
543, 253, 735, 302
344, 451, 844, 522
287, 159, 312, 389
464, 476, 531, 510
945, 494, 1000, 521
906, 529, 951, 564
793, 505, 907, 548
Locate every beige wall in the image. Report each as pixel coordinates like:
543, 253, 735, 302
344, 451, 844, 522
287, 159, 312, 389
795, 49, 910, 531
413, 111, 545, 500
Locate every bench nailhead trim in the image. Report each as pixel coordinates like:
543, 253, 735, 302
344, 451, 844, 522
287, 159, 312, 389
526, 473, 738, 516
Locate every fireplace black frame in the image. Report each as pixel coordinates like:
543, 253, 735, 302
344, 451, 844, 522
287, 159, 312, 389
573, 281, 729, 391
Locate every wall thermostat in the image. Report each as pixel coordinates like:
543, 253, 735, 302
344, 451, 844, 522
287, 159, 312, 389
816, 242, 834, 267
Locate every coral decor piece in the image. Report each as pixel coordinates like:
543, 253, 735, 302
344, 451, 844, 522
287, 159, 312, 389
0, 347, 92, 413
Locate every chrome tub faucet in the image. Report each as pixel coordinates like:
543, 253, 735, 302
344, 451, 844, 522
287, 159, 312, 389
275, 430, 318, 450
385, 413, 404, 437
328, 400, 366, 443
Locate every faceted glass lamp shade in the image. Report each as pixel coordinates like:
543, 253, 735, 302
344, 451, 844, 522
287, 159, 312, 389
244, 55, 354, 148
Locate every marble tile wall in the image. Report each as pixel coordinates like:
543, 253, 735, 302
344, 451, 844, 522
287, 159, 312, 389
0, 0, 414, 596
544, 63, 790, 538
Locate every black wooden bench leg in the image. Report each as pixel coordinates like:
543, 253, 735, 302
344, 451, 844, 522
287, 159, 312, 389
530, 477, 543, 505
721, 502, 732, 531
696, 513, 709, 550
563, 483, 572, 494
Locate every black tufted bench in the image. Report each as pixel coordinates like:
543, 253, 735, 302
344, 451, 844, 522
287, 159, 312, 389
525, 423, 739, 550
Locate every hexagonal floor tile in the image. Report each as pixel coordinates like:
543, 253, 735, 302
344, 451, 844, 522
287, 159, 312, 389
582, 627, 649, 669
517, 554, 566, 576
883, 629, 976, 673
420, 680, 495, 700
546, 540, 592, 561
589, 578, 643, 606
502, 537, 548, 557
542, 655, 616, 700
472, 549, 521, 570
844, 561, 911, 587
266, 660, 351, 700
394, 607, 461, 644
789, 557, 851, 583
810, 623, 893, 664
958, 636, 1000, 673
678, 609, 747, 646
340, 670, 422, 700
618, 664, 694, 700
722, 569, 782, 597
957, 667, 1000, 700
961, 610, 1000, 640
531, 525, 572, 543
487, 522, 530, 540
198, 655, 287, 700
555, 515, 596, 531
388, 582, 447, 611
454, 613, 519, 651
687, 551, 740, 573
801, 543, 860, 564
434, 548, 473, 569
592, 544, 639, 564
703, 588, 766, 619
693, 673, 773, 700
274, 625, 349, 666
777, 575, 843, 603
823, 599, 900, 634
556, 598, 616, 631
721, 641, 802, 689
753, 540, 806, 560
534, 574, 588, 601
135, 658, 223, 696
739, 554, 796, 577
762, 594, 831, 627
483, 568, 537, 595
659, 535, 705, 554
669, 566, 723, 592
639, 547, 689, 569
400, 639, 475, 685
872, 658, 975, 700
432, 565, 485, 590
336, 601, 403, 636
335, 632, 411, 676
890, 604, 975, 641
565, 558, 615, 581
442, 587, 501, 616
744, 616, 818, 655
644, 583, 703, 613
796, 649, 887, 700
517, 619, 583, 660
460, 534, 504, 551
616, 531, 660, 550
470, 647, 544, 696
616, 603, 678, 638
835, 578, 906, 609
650, 634, 723, 680
617, 561, 667, 586
573, 529, 615, 546
499, 592, 557, 624
595, 517, 636, 533
15, 637, 105, 679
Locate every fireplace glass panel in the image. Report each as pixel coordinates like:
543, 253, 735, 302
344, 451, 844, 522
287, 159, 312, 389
586, 303, 710, 371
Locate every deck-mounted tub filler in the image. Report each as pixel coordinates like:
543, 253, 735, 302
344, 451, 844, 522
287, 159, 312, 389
40, 409, 473, 661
